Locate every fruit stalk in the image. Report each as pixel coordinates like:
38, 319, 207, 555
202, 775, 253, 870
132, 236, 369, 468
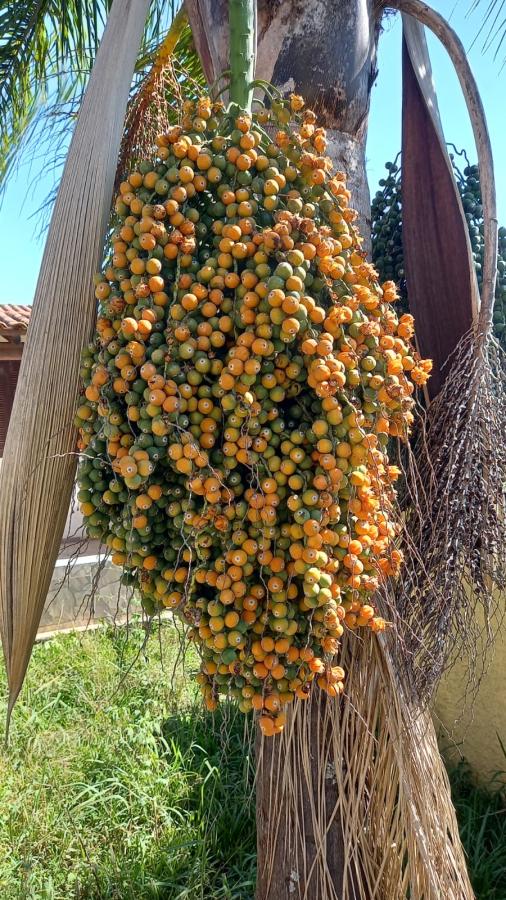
229, 0, 256, 113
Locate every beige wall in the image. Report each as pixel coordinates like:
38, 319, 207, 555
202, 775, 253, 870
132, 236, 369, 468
434, 614, 506, 784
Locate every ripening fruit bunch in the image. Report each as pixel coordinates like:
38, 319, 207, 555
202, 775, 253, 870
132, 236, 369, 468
76, 91, 431, 736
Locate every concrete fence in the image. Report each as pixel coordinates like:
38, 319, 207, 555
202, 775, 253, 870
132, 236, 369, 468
39, 488, 141, 635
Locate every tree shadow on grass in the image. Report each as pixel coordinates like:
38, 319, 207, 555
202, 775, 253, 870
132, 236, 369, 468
154, 703, 257, 900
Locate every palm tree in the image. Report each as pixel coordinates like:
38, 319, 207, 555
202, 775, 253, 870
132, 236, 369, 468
0, 1, 502, 897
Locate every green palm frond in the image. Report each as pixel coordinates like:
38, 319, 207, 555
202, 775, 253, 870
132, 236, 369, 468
1, 0, 101, 187
470, 0, 506, 61
0, 0, 184, 192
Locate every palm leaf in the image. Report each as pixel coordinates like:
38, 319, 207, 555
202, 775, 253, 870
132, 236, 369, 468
469, 0, 506, 62
0, 0, 184, 193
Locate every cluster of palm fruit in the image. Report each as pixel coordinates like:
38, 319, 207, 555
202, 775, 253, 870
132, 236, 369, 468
76, 91, 430, 735
371, 152, 506, 347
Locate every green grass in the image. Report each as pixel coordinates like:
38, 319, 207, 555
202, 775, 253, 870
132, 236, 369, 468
449, 762, 506, 900
0, 626, 504, 899
0, 626, 256, 899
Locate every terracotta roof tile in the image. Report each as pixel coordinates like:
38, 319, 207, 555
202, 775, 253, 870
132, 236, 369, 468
0, 304, 32, 335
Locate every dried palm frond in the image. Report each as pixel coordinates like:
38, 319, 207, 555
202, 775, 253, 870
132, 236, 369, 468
399, 16, 479, 399
394, 333, 506, 697
384, 1, 504, 703
115, 8, 205, 188
0, 0, 151, 725
256, 632, 474, 900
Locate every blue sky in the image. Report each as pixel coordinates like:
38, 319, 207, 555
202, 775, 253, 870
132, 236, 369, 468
1, 0, 504, 305
367, 2, 506, 213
